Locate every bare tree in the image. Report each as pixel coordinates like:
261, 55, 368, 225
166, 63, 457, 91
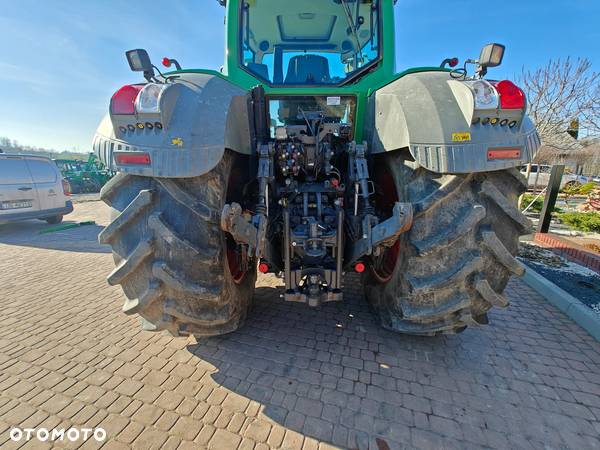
518, 58, 600, 151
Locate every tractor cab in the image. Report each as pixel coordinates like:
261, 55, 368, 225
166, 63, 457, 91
237, 0, 381, 86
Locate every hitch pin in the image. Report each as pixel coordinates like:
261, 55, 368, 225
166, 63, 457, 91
354, 183, 359, 216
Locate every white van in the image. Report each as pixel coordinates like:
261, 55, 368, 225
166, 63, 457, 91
0, 154, 73, 225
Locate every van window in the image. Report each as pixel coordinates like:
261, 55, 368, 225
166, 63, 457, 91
27, 159, 57, 183
0, 158, 33, 185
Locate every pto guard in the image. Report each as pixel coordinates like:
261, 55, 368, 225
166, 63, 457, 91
368, 71, 541, 174
93, 73, 252, 178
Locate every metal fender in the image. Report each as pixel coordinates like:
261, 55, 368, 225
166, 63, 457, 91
93, 73, 251, 178
367, 71, 541, 173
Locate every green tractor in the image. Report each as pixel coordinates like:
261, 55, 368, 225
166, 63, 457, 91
54, 153, 114, 194
94, 0, 540, 337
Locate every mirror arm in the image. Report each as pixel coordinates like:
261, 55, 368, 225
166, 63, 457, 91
143, 70, 155, 82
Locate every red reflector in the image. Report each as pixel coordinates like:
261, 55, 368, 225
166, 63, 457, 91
494, 80, 526, 110
354, 262, 366, 273
162, 57, 171, 68
258, 263, 269, 274
449, 58, 459, 68
487, 147, 522, 160
115, 153, 152, 165
110, 85, 143, 115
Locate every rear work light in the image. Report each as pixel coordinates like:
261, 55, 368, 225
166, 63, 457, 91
135, 83, 169, 114
465, 80, 499, 110
110, 85, 144, 115
493, 80, 526, 110
115, 153, 151, 165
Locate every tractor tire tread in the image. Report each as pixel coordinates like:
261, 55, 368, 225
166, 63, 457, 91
365, 153, 530, 335
100, 151, 256, 337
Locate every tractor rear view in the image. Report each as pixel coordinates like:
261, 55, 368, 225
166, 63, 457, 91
94, 0, 540, 337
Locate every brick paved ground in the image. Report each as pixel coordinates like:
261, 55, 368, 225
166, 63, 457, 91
0, 201, 599, 449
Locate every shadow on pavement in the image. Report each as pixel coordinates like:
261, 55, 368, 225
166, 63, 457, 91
0, 220, 111, 254
185, 279, 459, 448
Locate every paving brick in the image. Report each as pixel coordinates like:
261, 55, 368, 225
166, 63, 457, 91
244, 418, 272, 442
294, 398, 324, 418
209, 428, 241, 449
75, 385, 106, 404
154, 410, 179, 431
132, 404, 164, 426
115, 421, 145, 445
132, 427, 168, 450
154, 391, 184, 411
170, 416, 203, 441
195, 424, 216, 446
115, 378, 143, 397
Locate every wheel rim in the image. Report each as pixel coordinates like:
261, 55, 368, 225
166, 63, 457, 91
370, 160, 401, 284
226, 236, 247, 284
371, 240, 400, 283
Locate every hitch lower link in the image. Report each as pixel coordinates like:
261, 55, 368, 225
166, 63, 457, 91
349, 202, 413, 264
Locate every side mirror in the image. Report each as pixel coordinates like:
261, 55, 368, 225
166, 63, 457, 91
477, 43, 505, 76
125, 49, 155, 81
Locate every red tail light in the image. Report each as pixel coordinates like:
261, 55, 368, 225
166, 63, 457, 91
258, 262, 269, 274
494, 80, 526, 110
354, 262, 366, 273
162, 57, 171, 68
61, 178, 72, 196
115, 153, 151, 165
110, 85, 144, 115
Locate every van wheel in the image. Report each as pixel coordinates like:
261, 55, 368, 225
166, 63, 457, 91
45, 215, 63, 225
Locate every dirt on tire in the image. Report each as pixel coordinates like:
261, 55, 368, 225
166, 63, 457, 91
98, 150, 257, 337
364, 151, 531, 335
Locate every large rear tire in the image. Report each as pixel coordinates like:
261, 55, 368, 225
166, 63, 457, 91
364, 151, 531, 335
99, 151, 257, 337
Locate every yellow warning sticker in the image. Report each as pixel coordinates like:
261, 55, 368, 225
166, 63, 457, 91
171, 138, 184, 147
452, 132, 471, 142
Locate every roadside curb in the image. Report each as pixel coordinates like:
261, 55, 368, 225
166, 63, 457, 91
521, 265, 600, 342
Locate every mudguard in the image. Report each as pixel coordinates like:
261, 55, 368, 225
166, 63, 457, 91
367, 71, 541, 173
93, 72, 251, 178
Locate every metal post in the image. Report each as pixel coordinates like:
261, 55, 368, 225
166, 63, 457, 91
537, 165, 565, 234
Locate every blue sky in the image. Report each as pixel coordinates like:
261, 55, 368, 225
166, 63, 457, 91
0, 0, 598, 152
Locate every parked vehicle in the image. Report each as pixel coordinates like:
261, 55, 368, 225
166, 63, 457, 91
94, 0, 541, 337
520, 164, 591, 189
0, 154, 73, 225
